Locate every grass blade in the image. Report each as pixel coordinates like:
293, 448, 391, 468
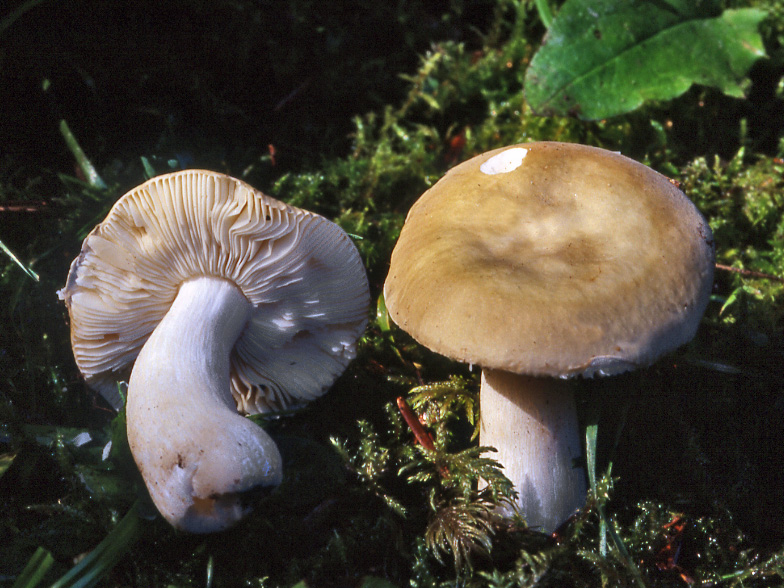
0, 0, 52, 37
49, 501, 144, 588
11, 547, 55, 588
0, 238, 39, 282
58, 120, 107, 190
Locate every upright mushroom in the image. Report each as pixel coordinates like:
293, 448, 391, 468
384, 142, 714, 532
59, 170, 370, 532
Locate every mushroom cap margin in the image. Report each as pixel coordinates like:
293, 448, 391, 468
383, 142, 715, 378
59, 169, 370, 411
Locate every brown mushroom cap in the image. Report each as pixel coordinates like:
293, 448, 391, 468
60, 169, 369, 412
384, 142, 714, 377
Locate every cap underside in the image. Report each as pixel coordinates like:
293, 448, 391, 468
60, 170, 369, 411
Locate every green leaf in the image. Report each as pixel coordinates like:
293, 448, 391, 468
376, 292, 391, 333
525, 0, 767, 120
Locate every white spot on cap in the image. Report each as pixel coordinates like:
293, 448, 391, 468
479, 147, 528, 175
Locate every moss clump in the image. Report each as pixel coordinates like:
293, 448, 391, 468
2, 0, 784, 586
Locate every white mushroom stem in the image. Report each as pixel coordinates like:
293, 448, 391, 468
479, 369, 586, 532
127, 276, 282, 533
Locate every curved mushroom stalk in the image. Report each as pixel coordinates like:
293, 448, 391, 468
479, 370, 586, 532
127, 277, 282, 533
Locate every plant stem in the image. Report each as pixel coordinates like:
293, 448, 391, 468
715, 263, 784, 283
0, 238, 39, 282
58, 120, 107, 190
534, 0, 553, 29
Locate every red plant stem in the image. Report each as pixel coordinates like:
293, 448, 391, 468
397, 396, 436, 452
715, 263, 784, 283
397, 396, 450, 478
0, 201, 47, 212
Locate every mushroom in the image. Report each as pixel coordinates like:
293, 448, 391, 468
59, 170, 370, 532
383, 142, 714, 532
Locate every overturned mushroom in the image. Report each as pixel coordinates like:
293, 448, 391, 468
59, 170, 370, 532
384, 142, 714, 531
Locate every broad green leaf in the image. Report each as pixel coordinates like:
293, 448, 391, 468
525, 0, 767, 120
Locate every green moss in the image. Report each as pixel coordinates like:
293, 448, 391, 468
2, 0, 784, 586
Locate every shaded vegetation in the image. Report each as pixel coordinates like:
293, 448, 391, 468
1, 0, 784, 586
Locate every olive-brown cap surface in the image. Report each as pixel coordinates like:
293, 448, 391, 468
384, 142, 714, 377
